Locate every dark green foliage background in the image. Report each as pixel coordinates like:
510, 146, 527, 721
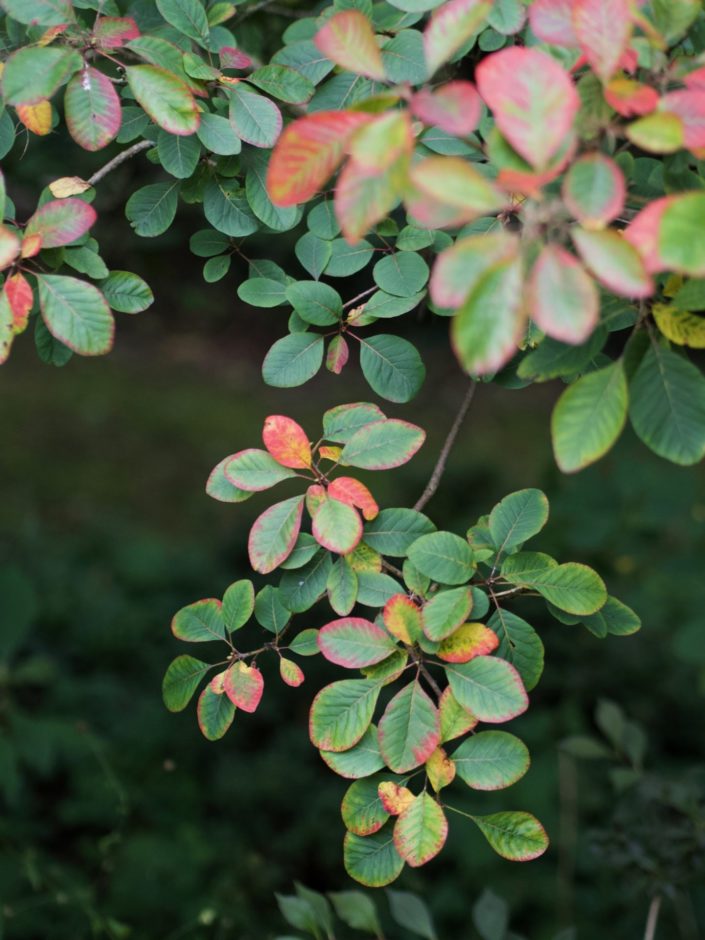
1, 125, 704, 940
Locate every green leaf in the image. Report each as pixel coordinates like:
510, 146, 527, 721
551, 360, 628, 473
422, 587, 473, 642
473, 888, 509, 940
280, 533, 320, 570
325, 238, 375, 276
309, 678, 381, 751
373, 252, 429, 298
0, 0, 74, 25
471, 811, 549, 861
363, 508, 435, 556
488, 608, 544, 691
125, 65, 199, 135
156, 0, 210, 45
228, 85, 282, 148
255, 585, 291, 634
238, 278, 288, 308
197, 682, 236, 740
313, 499, 363, 554
360, 334, 425, 403
453, 731, 530, 790
203, 255, 231, 283
206, 455, 253, 503
262, 333, 325, 387
517, 330, 607, 382
64, 66, 122, 152
203, 179, 259, 237
320, 724, 385, 779
489, 489, 549, 555
247, 64, 314, 104
171, 598, 226, 642
190, 229, 231, 257
225, 449, 297, 491
357, 572, 404, 608
162, 655, 211, 712
363, 290, 425, 319
387, 890, 437, 940
296, 231, 332, 279
582, 596, 641, 637
323, 402, 386, 443
222, 580, 254, 632
445, 656, 528, 722
327, 558, 358, 616
629, 344, 705, 465
502, 557, 607, 615
344, 827, 404, 887
329, 890, 382, 934
2, 47, 81, 106
393, 793, 447, 868
659, 193, 705, 276
378, 680, 440, 773
342, 774, 391, 836
157, 129, 201, 178
100, 271, 154, 314
36, 274, 114, 356
280, 551, 333, 613
341, 419, 425, 470
381, 29, 428, 84
125, 181, 180, 237
248, 495, 304, 574
245, 152, 299, 233
197, 112, 242, 155
407, 531, 473, 585
289, 627, 320, 655
286, 281, 341, 326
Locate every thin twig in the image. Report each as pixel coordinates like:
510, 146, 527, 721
644, 896, 662, 940
87, 139, 152, 186
343, 285, 377, 310
414, 381, 477, 512
418, 661, 443, 700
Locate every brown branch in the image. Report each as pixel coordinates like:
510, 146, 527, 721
413, 381, 477, 512
87, 140, 152, 187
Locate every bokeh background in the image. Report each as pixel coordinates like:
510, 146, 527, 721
2, 71, 705, 940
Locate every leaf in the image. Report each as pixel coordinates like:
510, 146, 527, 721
247, 64, 314, 105
363, 508, 435, 556
309, 679, 381, 751
323, 402, 386, 443
360, 335, 426, 404
0, 0, 73, 25
329, 890, 382, 933
267, 111, 370, 207
629, 343, 705, 465
374, 253, 429, 298
437, 622, 499, 663
156, 0, 210, 44
224, 449, 297, 491
387, 891, 438, 940
471, 811, 548, 861
223, 661, 264, 713
407, 531, 474, 585
572, 228, 653, 298
422, 587, 473, 642
203, 179, 258, 237
410, 157, 506, 218
328, 477, 378, 521
381, 30, 427, 84
411, 81, 482, 136
562, 153, 625, 229
280, 550, 332, 613
604, 78, 658, 117
248, 495, 304, 574
394, 793, 447, 867
286, 281, 341, 326
16, 101, 53, 136
25, 199, 96, 249
262, 333, 325, 387
424, 0, 492, 76
341, 419, 425, 470
36, 274, 113, 356
653, 304, 705, 349
335, 158, 404, 246
658, 193, 705, 277
228, 85, 282, 149
64, 66, 121, 152
344, 828, 404, 887
280, 656, 305, 687
157, 130, 201, 179
488, 489, 549, 556
313, 498, 363, 554
551, 360, 628, 472
378, 782, 415, 816
125, 65, 198, 135
378, 680, 440, 773
197, 112, 241, 156
439, 687, 477, 742
626, 112, 684, 155
327, 557, 358, 615
206, 456, 253, 503
296, 232, 332, 279
475, 47, 579, 168
383, 594, 423, 645
573, 0, 632, 83
453, 731, 530, 790
528, 0, 578, 46
4, 273, 32, 332
320, 724, 385, 779
262, 415, 312, 468
222, 580, 254, 632
171, 598, 226, 644
197, 681, 236, 741
445, 656, 528, 722
2, 47, 81, 106
93, 16, 140, 48
0, 227, 21, 273
162, 655, 211, 712
503, 558, 607, 615
100, 271, 153, 314
488, 609, 544, 692
342, 775, 391, 836
315, 10, 385, 81
430, 232, 519, 309
125, 181, 180, 238
528, 245, 599, 345
452, 258, 525, 376
583, 596, 641, 637
473, 889, 509, 940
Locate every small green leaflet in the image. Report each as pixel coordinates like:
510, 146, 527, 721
471, 811, 549, 861
452, 731, 530, 790
262, 333, 325, 387
407, 531, 473, 585
488, 489, 549, 555
344, 827, 405, 887
359, 334, 426, 403
309, 678, 381, 751
162, 655, 212, 712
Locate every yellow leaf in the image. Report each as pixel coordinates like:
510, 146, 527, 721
346, 542, 382, 574
49, 176, 92, 198
378, 781, 415, 815
426, 747, 456, 791
16, 101, 53, 136
653, 302, 705, 348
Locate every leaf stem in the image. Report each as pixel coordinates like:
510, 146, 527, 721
414, 381, 477, 512
87, 139, 152, 187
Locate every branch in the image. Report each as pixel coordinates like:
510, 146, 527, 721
413, 381, 477, 512
643, 896, 662, 940
87, 140, 152, 187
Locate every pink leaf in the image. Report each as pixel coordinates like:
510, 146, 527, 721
224, 661, 264, 713
318, 617, 397, 668
475, 47, 579, 168
430, 231, 519, 308
529, 244, 599, 344
262, 414, 312, 468
528, 0, 578, 46
623, 195, 675, 273
220, 47, 253, 70
24, 198, 96, 249
334, 157, 404, 245
572, 227, 653, 297
572, 0, 633, 83
410, 81, 482, 136
314, 10, 385, 81
93, 16, 140, 48
604, 78, 659, 117
326, 335, 349, 374
660, 89, 705, 151
4, 272, 33, 333
328, 476, 379, 520
0, 226, 20, 272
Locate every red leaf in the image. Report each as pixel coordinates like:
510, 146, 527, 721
572, 0, 633, 83
528, 0, 578, 47
4, 272, 33, 333
24, 198, 96, 249
684, 66, 705, 91
224, 661, 264, 713
475, 47, 579, 168
93, 16, 140, 48
326, 335, 349, 374
262, 414, 312, 468
604, 78, 659, 117
220, 47, 253, 70
328, 476, 379, 520
411, 81, 482, 136
266, 111, 371, 207
314, 10, 385, 81
661, 90, 705, 151
529, 244, 599, 344
65, 66, 122, 152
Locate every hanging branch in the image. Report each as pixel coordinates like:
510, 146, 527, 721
88, 140, 152, 187
414, 381, 477, 512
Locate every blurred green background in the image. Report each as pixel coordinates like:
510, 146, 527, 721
1, 111, 705, 940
